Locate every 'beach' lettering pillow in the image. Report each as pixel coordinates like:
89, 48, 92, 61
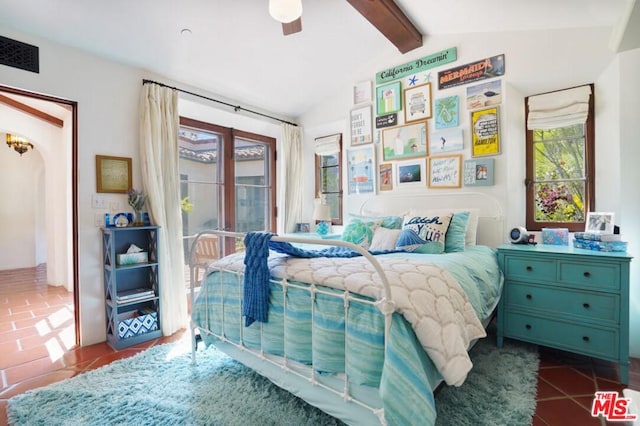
402, 214, 452, 246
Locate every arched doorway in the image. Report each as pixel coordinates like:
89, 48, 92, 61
0, 85, 79, 356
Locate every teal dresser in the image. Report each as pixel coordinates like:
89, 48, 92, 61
497, 244, 633, 384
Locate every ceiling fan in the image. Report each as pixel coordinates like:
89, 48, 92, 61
268, 0, 423, 54
268, 0, 303, 35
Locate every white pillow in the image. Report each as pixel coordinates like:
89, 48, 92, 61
409, 208, 479, 246
369, 227, 402, 251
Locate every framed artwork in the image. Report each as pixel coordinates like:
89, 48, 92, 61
379, 163, 393, 191
347, 145, 375, 194
403, 82, 432, 123
296, 223, 311, 233
381, 121, 428, 161
434, 95, 459, 129
427, 155, 462, 189
464, 158, 494, 186
470, 106, 500, 157
396, 160, 424, 188
96, 155, 132, 193
585, 212, 615, 234
430, 128, 463, 155
353, 80, 372, 105
376, 81, 402, 115
466, 79, 502, 110
350, 105, 373, 146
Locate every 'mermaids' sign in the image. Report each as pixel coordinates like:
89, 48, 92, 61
376, 47, 457, 85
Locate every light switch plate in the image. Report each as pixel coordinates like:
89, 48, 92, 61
92, 194, 106, 209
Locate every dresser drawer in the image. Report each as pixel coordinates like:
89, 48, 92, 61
505, 283, 619, 323
558, 261, 620, 291
503, 256, 556, 282
503, 312, 618, 359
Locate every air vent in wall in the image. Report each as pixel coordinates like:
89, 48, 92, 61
0, 35, 39, 73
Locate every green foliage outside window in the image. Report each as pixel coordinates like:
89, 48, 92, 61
319, 153, 341, 221
533, 124, 586, 223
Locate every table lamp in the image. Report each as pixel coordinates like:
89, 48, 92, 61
313, 199, 332, 236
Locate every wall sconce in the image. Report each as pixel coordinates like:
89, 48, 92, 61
6, 133, 34, 156
268, 0, 302, 23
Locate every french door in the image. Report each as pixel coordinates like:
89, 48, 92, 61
178, 117, 276, 257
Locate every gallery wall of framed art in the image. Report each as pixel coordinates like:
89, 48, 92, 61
345, 48, 504, 194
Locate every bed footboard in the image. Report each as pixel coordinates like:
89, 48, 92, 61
189, 231, 394, 423
188, 231, 442, 426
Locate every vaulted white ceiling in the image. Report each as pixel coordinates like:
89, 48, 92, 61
0, 0, 637, 119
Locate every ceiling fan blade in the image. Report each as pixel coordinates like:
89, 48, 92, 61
282, 17, 302, 35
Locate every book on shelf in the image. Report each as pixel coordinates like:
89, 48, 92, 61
116, 294, 154, 304
116, 288, 155, 302
574, 232, 622, 242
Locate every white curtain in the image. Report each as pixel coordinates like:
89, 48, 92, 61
139, 83, 187, 336
527, 85, 592, 130
280, 123, 303, 233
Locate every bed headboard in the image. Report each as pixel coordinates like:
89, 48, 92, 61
357, 192, 505, 248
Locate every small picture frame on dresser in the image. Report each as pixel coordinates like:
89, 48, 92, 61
296, 223, 310, 233
585, 212, 615, 234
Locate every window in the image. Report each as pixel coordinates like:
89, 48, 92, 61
525, 84, 594, 232
314, 134, 343, 225
178, 117, 276, 256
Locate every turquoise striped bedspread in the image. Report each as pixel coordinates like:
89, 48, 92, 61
191, 245, 502, 426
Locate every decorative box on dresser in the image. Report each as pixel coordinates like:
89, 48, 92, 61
497, 244, 633, 384
102, 225, 162, 349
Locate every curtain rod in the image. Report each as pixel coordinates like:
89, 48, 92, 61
142, 79, 298, 127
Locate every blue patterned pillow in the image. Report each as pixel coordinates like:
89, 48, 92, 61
395, 229, 445, 254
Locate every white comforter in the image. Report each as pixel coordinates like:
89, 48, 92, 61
214, 251, 486, 386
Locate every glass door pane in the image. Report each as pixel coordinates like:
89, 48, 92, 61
234, 138, 270, 233
178, 126, 222, 259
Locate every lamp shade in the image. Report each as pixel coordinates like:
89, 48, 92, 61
268, 0, 303, 23
313, 203, 331, 222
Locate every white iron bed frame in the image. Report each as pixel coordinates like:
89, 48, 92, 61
188, 192, 504, 425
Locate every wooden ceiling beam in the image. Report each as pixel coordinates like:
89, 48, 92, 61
0, 93, 64, 128
346, 0, 423, 54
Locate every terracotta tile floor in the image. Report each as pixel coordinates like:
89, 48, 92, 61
1, 266, 638, 426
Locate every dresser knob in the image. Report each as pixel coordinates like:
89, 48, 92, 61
583, 303, 590, 309
583, 271, 591, 277
525, 324, 532, 330
526, 266, 533, 271
526, 294, 532, 300
583, 336, 590, 342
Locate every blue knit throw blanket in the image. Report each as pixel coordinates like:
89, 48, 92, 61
242, 232, 400, 326
242, 232, 274, 326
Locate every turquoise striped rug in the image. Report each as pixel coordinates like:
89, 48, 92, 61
7, 336, 538, 425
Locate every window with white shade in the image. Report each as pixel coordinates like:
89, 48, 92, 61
525, 84, 595, 231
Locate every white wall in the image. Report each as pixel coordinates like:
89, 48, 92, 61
300, 27, 616, 231
594, 49, 640, 357
0, 100, 71, 289
300, 30, 639, 356
0, 136, 42, 268
618, 48, 640, 356
0, 25, 147, 345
